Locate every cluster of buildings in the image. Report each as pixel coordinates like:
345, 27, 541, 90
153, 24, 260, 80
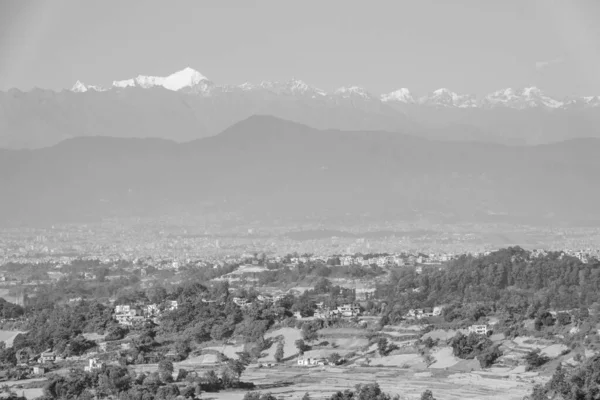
114, 301, 178, 326
297, 356, 344, 367
336, 253, 455, 267
312, 302, 361, 319
231, 293, 286, 308
404, 307, 444, 320
468, 325, 489, 335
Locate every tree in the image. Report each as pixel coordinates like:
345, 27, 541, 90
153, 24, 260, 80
328, 353, 342, 365
422, 337, 436, 349
181, 385, 196, 399
524, 349, 550, 371
158, 359, 174, 382
329, 383, 397, 400
176, 368, 188, 382
301, 323, 319, 342
236, 351, 252, 366
420, 390, 436, 400
449, 332, 493, 359
202, 370, 221, 392
146, 286, 168, 305
476, 345, 503, 368
106, 326, 129, 341
295, 339, 308, 354
377, 338, 389, 356
175, 340, 191, 360
556, 312, 571, 326
274, 342, 284, 362
226, 359, 246, 380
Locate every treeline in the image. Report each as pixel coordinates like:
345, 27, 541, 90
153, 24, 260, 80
7, 300, 113, 360
0, 298, 24, 319
39, 357, 255, 400
530, 354, 600, 399
378, 247, 600, 320
256, 261, 385, 287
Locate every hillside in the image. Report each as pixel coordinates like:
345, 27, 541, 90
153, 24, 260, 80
1, 116, 600, 225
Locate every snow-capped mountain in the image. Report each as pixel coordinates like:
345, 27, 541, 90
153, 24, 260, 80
418, 88, 477, 108
256, 79, 327, 97
109, 67, 210, 91
6, 66, 600, 150
381, 88, 414, 103
333, 86, 373, 100
482, 87, 564, 109
69, 67, 600, 110
71, 81, 107, 93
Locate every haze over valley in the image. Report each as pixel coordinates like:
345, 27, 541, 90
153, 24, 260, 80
3, 2, 600, 399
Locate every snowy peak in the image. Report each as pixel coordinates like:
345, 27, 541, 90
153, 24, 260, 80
163, 67, 208, 91
70, 81, 106, 93
483, 87, 563, 109
257, 78, 327, 97
419, 88, 477, 108
71, 81, 88, 93
334, 86, 373, 100
67, 68, 600, 109
381, 88, 414, 103
108, 67, 210, 91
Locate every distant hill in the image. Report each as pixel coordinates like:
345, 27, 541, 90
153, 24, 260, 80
1, 115, 600, 226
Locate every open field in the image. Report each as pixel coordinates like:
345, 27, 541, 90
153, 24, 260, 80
0, 330, 24, 347
151, 327, 539, 400
260, 328, 303, 362
196, 364, 534, 400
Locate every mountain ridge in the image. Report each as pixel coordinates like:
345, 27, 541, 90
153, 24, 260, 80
3, 68, 600, 149
65, 67, 600, 110
2, 115, 600, 226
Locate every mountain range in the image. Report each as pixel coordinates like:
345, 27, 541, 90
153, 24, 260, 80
2, 68, 600, 149
1, 115, 599, 226
71, 67, 599, 110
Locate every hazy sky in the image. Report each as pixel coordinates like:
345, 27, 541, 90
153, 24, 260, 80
1, 0, 600, 97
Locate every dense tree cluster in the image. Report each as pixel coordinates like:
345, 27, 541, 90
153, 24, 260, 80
39, 359, 255, 400
11, 300, 113, 358
378, 247, 600, 322
0, 298, 24, 319
530, 355, 600, 399
449, 332, 502, 368
256, 261, 385, 287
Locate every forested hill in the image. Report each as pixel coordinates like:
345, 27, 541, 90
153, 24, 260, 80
2, 116, 600, 225
378, 247, 600, 318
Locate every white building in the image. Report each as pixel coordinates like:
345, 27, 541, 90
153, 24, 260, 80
337, 304, 360, 317
84, 358, 104, 372
468, 325, 488, 335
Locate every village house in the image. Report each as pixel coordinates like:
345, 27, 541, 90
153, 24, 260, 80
114, 305, 139, 325
145, 304, 160, 317
356, 288, 376, 301
233, 297, 251, 307
297, 356, 328, 366
40, 349, 56, 364
84, 358, 104, 372
336, 304, 360, 317
32, 366, 46, 376
432, 306, 444, 316
468, 325, 488, 335
257, 294, 273, 303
